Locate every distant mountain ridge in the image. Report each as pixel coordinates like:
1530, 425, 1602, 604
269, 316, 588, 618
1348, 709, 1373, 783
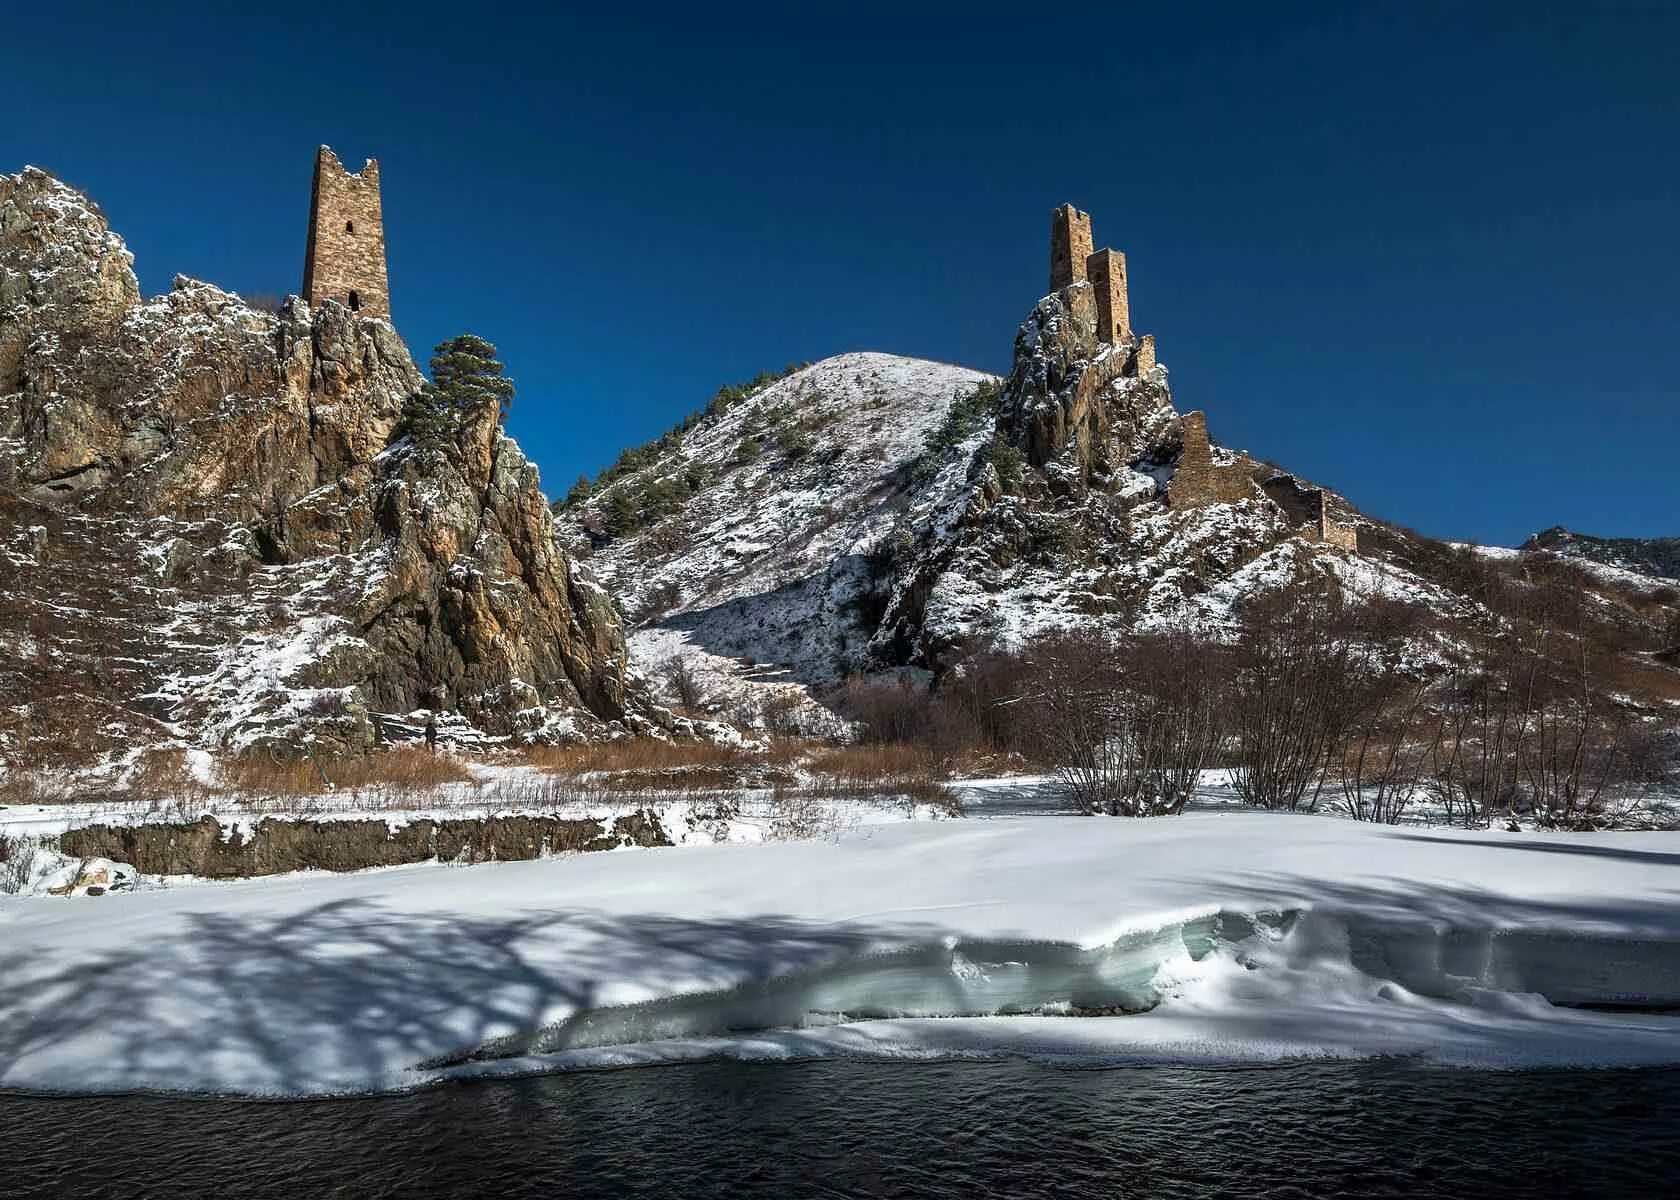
1523, 526, 1680, 583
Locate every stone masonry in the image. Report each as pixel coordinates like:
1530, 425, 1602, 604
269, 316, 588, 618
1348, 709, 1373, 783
1085, 248, 1130, 346
1049, 204, 1093, 292
1167, 411, 1258, 510
302, 146, 390, 319
1302, 489, 1359, 552
1132, 333, 1157, 376
1049, 204, 1135, 350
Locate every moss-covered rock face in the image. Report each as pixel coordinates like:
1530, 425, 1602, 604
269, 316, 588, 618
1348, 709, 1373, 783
0, 167, 658, 761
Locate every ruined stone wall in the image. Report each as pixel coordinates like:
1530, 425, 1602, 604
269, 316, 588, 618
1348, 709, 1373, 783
1132, 333, 1157, 376
1301, 490, 1359, 552
1085, 248, 1130, 345
1050, 203, 1093, 291
302, 147, 390, 319
1167, 411, 1257, 510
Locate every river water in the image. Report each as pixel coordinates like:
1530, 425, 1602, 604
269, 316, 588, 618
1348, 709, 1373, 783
5, 1059, 1678, 1198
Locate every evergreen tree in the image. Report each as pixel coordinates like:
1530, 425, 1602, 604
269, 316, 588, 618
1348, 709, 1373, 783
564, 474, 593, 507
395, 334, 516, 465
600, 485, 639, 537
429, 334, 514, 423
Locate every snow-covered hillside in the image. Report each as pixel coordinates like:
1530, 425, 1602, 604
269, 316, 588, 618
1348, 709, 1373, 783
1524, 526, 1680, 585
557, 301, 1457, 718
556, 353, 995, 708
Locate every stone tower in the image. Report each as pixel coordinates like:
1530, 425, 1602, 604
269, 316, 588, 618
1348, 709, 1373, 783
1085, 248, 1130, 345
1049, 203, 1093, 291
302, 146, 390, 319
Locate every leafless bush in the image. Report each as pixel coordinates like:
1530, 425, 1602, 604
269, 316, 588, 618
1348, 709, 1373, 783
1331, 604, 1433, 823
1229, 595, 1357, 812
766, 790, 857, 842
1425, 602, 1665, 829
0, 833, 47, 895
661, 655, 709, 712
1014, 630, 1230, 816
832, 676, 935, 744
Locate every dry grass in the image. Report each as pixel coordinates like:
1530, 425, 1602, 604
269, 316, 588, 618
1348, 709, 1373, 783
525, 739, 757, 775
216, 747, 475, 797
523, 738, 798, 793
800, 741, 962, 812
127, 748, 208, 803
0, 769, 73, 806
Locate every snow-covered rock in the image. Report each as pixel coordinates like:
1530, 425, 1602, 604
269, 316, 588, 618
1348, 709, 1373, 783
558, 291, 1442, 713
0, 166, 662, 765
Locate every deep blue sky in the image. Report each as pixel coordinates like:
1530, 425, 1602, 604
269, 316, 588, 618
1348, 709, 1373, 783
7, 2, 1676, 545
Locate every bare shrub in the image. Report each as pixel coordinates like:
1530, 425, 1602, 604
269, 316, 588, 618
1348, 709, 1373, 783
765, 790, 857, 842
1425, 594, 1665, 829
1331, 603, 1433, 823
832, 676, 935, 744
0, 832, 48, 895
1015, 630, 1230, 816
1230, 595, 1357, 812
661, 655, 709, 712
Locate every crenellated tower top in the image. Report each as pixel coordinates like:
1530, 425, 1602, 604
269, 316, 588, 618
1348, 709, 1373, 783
302, 146, 391, 319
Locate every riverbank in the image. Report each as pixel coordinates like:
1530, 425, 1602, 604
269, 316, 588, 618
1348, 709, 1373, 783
4, 813, 1679, 1096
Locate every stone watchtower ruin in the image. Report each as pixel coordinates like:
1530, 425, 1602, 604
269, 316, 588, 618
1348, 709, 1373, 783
1047, 204, 1357, 551
1049, 203, 1132, 347
302, 146, 390, 319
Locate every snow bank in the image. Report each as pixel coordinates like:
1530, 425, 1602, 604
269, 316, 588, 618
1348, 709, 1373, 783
3, 814, 1679, 1096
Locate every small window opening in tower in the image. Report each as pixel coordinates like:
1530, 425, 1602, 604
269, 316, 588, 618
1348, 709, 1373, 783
348, 291, 360, 311
345, 220, 355, 233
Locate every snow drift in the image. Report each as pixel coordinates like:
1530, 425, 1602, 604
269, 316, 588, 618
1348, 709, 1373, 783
4, 813, 1680, 1097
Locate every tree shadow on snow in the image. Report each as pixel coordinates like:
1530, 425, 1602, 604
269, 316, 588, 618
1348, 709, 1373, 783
0, 898, 948, 1096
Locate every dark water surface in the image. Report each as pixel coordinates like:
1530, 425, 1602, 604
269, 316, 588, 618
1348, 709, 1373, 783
5, 1059, 1679, 1199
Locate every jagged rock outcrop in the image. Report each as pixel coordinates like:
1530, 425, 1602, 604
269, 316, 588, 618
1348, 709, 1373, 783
867, 279, 1380, 670
0, 166, 652, 764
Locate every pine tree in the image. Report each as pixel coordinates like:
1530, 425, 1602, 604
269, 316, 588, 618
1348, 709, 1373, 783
600, 485, 639, 537
428, 334, 514, 423
395, 334, 516, 465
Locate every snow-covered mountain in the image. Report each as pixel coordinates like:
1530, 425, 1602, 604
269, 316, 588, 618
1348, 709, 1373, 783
556, 285, 1478, 717
555, 353, 990, 701
559, 271, 1680, 722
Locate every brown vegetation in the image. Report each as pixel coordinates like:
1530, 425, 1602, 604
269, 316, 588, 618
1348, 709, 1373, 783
215, 746, 475, 797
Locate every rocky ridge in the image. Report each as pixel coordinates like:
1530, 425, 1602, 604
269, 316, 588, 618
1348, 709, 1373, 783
1523, 526, 1680, 585
0, 167, 655, 769
557, 277, 1479, 718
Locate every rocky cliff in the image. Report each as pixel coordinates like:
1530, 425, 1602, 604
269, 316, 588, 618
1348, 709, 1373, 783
0, 167, 651, 769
